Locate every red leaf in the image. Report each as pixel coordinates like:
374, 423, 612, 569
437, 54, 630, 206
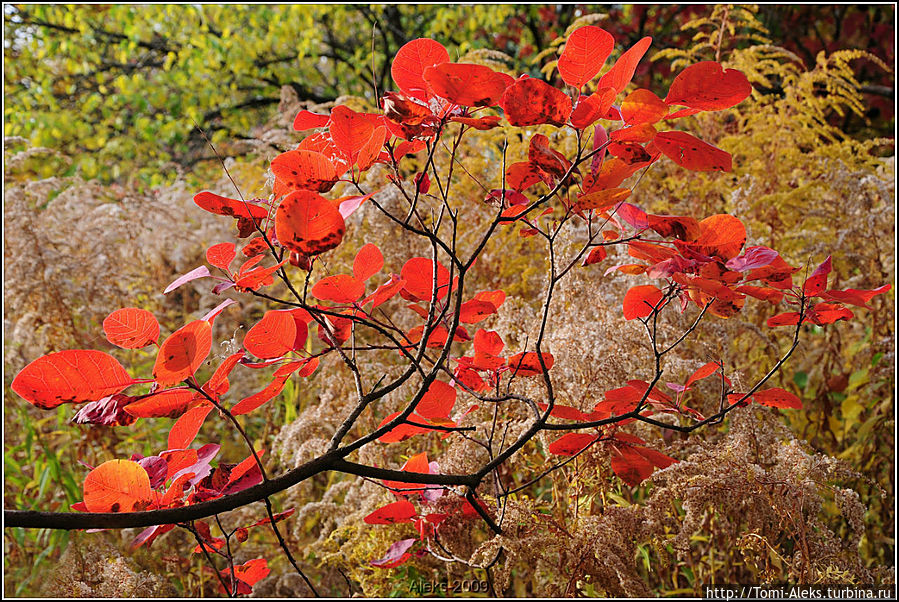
505, 161, 546, 192
423, 62, 509, 107
684, 361, 723, 389
103, 308, 160, 349
548, 433, 599, 456
582, 246, 608, 266
574, 187, 631, 213
570, 87, 617, 129
507, 351, 554, 377
692, 214, 746, 260
153, 320, 213, 387
654, 131, 732, 172
416, 380, 457, 420
400, 257, 452, 302
204, 351, 245, 396
382, 452, 432, 496
311, 274, 365, 304
766, 311, 801, 327
376, 412, 430, 443
473, 328, 505, 357
167, 402, 213, 449
607, 141, 652, 165
449, 115, 502, 130
820, 284, 891, 309
124, 388, 197, 419
293, 109, 330, 131
234, 259, 288, 291
459, 299, 498, 324
557, 25, 615, 89
244, 310, 297, 359
206, 243, 237, 271
353, 243, 384, 282
12, 350, 139, 410
598, 36, 652, 93
275, 190, 346, 256
329, 105, 377, 164
752, 387, 802, 409
193, 191, 269, 220
231, 373, 291, 416
83, 460, 152, 513
363, 275, 406, 309
610, 445, 655, 486
270, 149, 339, 196
620, 89, 668, 125
803, 256, 832, 297
623, 285, 664, 320
391, 38, 450, 101
665, 61, 752, 111
807, 302, 854, 325
364, 500, 418, 525
501, 78, 573, 127
646, 214, 700, 241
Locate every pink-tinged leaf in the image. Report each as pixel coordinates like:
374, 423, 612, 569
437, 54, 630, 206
598, 36, 652, 94
616, 202, 649, 230
131, 523, 175, 549
336, 191, 376, 220
665, 61, 752, 110
623, 285, 664, 320
364, 500, 418, 525
548, 433, 599, 456
201, 299, 238, 324
167, 403, 213, 450
153, 320, 213, 387
71, 394, 137, 427
244, 311, 297, 359
501, 77, 573, 127
654, 131, 732, 172
83, 460, 152, 513
820, 284, 891, 309
293, 109, 330, 131
557, 26, 615, 89
12, 350, 140, 410
206, 243, 237, 271
353, 243, 384, 282
725, 246, 778, 272
803, 256, 832, 297
752, 387, 802, 409
371, 538, 416, 568
392, 38, 450, 101
311, 274, 365, 304
103, 308, 160, 349
592, 123, 609, 174
164, 266, 212, 294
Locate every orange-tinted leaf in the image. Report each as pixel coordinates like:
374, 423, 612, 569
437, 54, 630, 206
598, 36, 652, 94
665, 61, 752, 110
311, 274, 365, 304
271, 149, 338, 196
620, 89, 668, 125
693, 214, 746, 260
12, 350, 139, 410
364, 500, 418, 525
752, 387, 802, 409
233, 259, 288, 291
607, 141, 652, 165
507, 351, 554, 377
505, 161, 546, 192
807, 302, 854, 325
570, 87, 617, 129
416, 380, 457, 419
83, 459, 152, 513
293, 109, 330, 131
244, 310, 297, 359
583, 246, 608, 266
548, 433, 599, 456
610, 122, 658, 143
204, 350, 245, 396
382, 452, 432, 496
735, 285, 784, 305
329, 105, 376, 164
206, 242, 237, 271
501, 78, 573, 127
557, 25, 614, 89
363, 275, 406, 309
103, 308, 160, 349
353, 243, 384, 282
275, 190, 346, 256
124, 388, 196, 419
194, 192, 269, 219
153, 320, 213, 387
167, 402, 213, 449
623, 285, 664, 320
423, 62, 509, 107
654, 131, 731, 172
391, 38, 450, 101
574, 187, 631, 212
528, 133, 571, 178
400, 257, 451, 302
231, 373, 291, 415
376, 411, 430, 443
449, 115, 502, 130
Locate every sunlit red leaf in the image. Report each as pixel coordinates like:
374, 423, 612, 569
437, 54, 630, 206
569, 87, 617, 129
623, 285, 664, 320
620, 89, 668, 125
376, 412, 430, 443
653, 131, 732, 172
501, 77, 573, 127
646, 214, 700, 241
423, 62, 509, 107
275, 190, 346, 256
735, 285, 784, 305
607, 141, 652, 165
507, 351, 554, 377
12, 350, 140, 410
505, 161, 546, 192
271, 149, 339, 196
665, 61, 752, 111
752, 387, 802, 409
168, 402, 213, 449
244, 310, 297, 359
364, 500, 418, 525
206, 242, 237, 271
353, 243, 384, 282
557, 25, 615, 89
391, 38, 450, 101
598, 36, 652, 93
548, 433, 599, 456
693, 214, 746, 260
233, 259, 288, 291
231, 372, 291, 416
329, 105, 377, 164
293, 109, 330, 131
193, 192, 269, 220
363, 275, 406, 309
311, 274, 365, 304
820, 284, 891, 309
103, 308, 160, 349
382, 452, 431, 496
124, 388, 197, 419
400, 257, 452, 301
459, 299, 498, 324
582, 246, 608, 266
416, 380, 457, 420
449, 115, 502, 130
153, 320, 213, 387
807, 302, 854, 325
574, 187, 631, 213
83, 459, 152, 513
